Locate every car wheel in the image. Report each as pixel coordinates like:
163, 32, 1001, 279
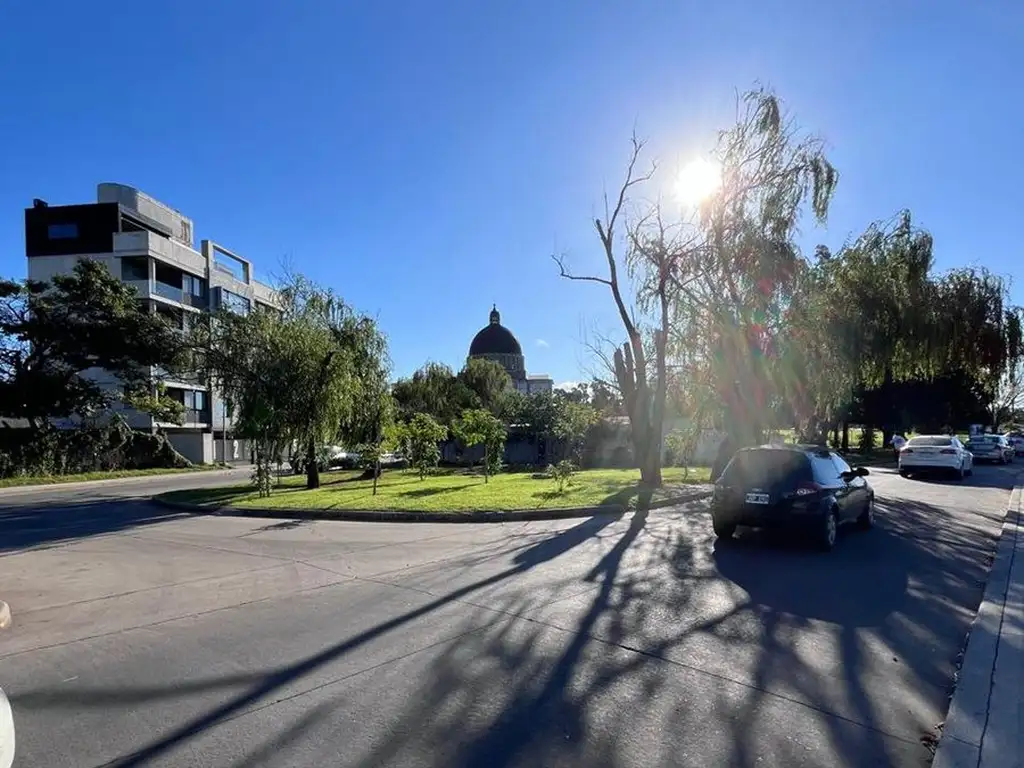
857, 495, 874, 530
899, 469, 909, 478
817, 509, 838, 551
712, 518, 735, 540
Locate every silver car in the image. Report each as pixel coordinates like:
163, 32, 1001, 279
966, 434, 1014, 464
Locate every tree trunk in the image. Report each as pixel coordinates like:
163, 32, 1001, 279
305, 437, 320, 490
483, 444, 489, 483
841, 423, 850, 451
372, 457, 380, 495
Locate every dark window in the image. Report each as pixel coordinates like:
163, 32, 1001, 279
120, 257, 149, 281
908, 436, 953, 447
720, 449, 810, 487
182, 274, 206, 298
47, 223, 78, 239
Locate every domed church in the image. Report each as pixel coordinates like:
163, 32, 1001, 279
468, 306, 553, 395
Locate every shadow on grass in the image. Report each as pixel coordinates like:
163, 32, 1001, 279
399, 484, 477, 499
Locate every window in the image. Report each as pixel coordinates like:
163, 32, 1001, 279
831, 453, 852, 474
721, 449, 810, 487
221, 289, 250, 316
811, 455, 842, 485
121, 257, 149, 281
184, 390, 206, 410
908, 436, 953, 447
47, 223, 79, 239
182, 274, 206, 298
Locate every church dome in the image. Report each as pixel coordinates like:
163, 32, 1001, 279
469, 306, 523, 356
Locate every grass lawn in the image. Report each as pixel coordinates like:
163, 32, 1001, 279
162, 466, 713, 514
0, 465, 223, 489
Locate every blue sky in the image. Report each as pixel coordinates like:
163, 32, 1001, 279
1, 1, 1021, 385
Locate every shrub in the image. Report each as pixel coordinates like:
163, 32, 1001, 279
545, 459, 576, 493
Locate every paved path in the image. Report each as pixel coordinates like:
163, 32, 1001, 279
0, 465, 1018, 767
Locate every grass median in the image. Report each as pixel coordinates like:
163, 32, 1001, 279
161, 466, 713, 514
0, 465, 223, 489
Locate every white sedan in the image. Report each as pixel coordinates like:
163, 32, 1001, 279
898, 434, 973, 480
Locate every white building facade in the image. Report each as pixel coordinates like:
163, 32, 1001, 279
24, 183, 281, 464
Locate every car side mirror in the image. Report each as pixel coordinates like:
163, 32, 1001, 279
855, 466, 870, 477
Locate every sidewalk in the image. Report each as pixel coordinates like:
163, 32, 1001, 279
933, 485, 1023, 768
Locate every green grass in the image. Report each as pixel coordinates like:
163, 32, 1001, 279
0, 465, 223, 489
162, 466, 713, 514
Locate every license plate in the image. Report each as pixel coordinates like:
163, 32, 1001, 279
745, 492, 770, 505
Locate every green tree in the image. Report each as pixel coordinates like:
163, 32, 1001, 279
0, 259, 187, 428
404, 412, 448, 479
352, 399, 399, 495
392, 362, 476, 426
457, 358, 512, 415
551, 399, 598, 465
193, 277, 385, 493
452, 408, 506, 481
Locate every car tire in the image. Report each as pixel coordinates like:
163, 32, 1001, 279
857, 495, 874, 530
899, 469, 909, 478
816, 508, 839, 552
712, 518, 735, 540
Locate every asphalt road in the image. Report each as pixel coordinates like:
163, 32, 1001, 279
0, 464, 1017, 767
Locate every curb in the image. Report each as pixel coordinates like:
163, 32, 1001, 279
150, 488, 713, 524
932, 485, 1022, 768
0, 601, 9, 631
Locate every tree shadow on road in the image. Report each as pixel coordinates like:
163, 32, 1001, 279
7, 489, 1006, 767
0, 499, 202, 553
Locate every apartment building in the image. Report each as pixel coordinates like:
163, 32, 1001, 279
24, 183, 281, 464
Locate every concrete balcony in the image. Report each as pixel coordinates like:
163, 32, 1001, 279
113, 230, 206, 275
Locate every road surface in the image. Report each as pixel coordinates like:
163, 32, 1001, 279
0, 465, 1017, 767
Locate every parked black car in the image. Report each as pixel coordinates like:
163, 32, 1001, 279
710, 444, 874, 551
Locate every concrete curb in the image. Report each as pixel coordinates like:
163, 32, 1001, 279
0, 601, 10, 631
151, 488, 713, 524
932, 485, 1022, 768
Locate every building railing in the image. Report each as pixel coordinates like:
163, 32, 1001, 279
182, 408, 210, 425
153, 281, 183, 303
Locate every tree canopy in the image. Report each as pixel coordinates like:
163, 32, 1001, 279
0, 259, 187, 428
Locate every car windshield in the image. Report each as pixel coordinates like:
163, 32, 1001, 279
720, 449, 808, 486
908, 436, 953, 447
969, 436, 998, 443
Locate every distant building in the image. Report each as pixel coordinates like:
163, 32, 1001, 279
467, 306, 553, 395
24, 183, 282, 464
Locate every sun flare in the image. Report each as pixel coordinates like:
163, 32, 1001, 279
673, 157, 722, 207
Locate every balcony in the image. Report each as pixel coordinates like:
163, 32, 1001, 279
153, 280, 184, 303
182, 408, 211, 426
113, 230, 206, 274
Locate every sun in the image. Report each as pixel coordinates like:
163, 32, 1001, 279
673, 157, 722, 207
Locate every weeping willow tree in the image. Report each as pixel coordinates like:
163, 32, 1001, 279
555, 86, 838, 485
663, 88, 840, 448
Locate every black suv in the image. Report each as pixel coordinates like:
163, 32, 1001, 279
710, 445, 874, 551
